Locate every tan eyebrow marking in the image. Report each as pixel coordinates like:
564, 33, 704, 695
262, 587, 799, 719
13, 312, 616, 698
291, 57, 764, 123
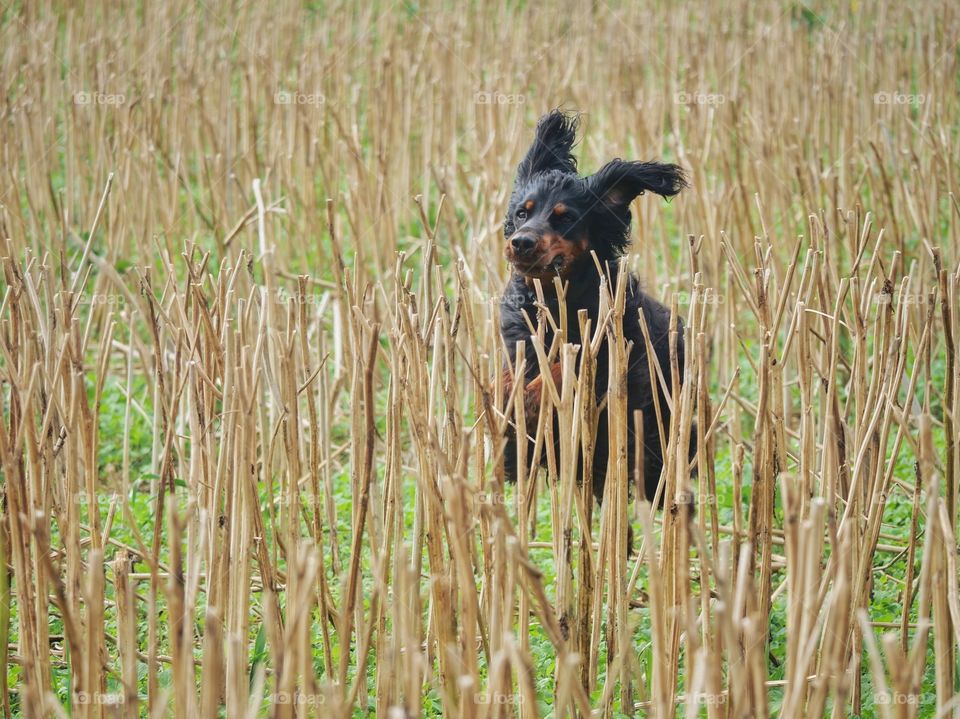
524, 199, 535, 211
552, 203, 567, 215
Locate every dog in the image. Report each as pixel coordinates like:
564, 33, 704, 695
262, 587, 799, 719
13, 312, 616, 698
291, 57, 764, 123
499, 110, 693, 505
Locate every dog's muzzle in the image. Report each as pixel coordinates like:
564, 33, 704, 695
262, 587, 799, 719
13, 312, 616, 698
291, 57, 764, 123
510, 234, 537, 258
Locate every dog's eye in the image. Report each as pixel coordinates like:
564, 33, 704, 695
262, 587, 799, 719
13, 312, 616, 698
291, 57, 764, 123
515, 208, 527, 222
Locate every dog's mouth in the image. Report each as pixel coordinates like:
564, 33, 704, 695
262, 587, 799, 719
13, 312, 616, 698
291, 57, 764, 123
510, 254, 568, 277
505, 231, 589, 281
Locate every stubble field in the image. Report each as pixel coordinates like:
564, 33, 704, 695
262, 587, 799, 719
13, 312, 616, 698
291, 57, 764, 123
1, 1, 959, 717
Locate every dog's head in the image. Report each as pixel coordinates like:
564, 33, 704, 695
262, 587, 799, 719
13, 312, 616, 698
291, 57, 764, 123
503, 110, 686, 281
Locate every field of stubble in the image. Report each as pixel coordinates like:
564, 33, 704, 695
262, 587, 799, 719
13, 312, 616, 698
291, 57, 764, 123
1, 1, 959, 717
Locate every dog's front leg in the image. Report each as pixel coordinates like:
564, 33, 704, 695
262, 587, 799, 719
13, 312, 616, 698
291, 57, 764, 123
503, 361, 562, 422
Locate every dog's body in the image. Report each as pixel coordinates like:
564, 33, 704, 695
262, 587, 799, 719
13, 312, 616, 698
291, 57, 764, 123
499, 111, 691, 503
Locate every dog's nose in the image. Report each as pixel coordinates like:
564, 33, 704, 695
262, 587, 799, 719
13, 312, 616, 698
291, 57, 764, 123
511, 235, 536, 255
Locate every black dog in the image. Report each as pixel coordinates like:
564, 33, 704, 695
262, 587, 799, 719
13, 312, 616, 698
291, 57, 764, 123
499, 110, 692, 504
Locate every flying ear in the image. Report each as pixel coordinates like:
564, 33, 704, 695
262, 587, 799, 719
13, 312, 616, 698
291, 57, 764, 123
587, 160, 687, 211
514, 110, 579, 185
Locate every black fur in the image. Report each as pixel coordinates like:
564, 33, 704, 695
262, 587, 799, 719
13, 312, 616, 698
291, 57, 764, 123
499, 110, 694, 504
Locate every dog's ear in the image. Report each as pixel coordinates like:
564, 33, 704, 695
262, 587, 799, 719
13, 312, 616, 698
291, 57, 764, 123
587, 160, 686, 211
515, 110, 579, 184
